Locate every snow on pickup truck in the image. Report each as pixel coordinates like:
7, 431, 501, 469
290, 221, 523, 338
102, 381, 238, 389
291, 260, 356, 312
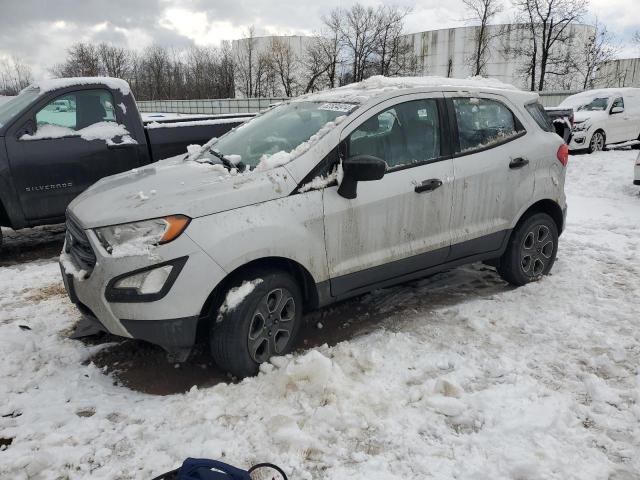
0, 77, 253, 243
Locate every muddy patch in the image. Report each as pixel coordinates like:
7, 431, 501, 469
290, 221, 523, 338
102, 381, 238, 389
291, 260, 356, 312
25, 282, 67, 302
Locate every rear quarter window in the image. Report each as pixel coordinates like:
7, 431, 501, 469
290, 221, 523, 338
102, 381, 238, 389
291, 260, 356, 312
526, 102, 554, 132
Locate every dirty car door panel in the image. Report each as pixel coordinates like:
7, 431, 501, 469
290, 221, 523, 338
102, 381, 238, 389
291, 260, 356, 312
323, 95, 455, 297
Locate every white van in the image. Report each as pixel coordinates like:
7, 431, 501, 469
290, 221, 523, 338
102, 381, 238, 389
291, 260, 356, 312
558, 88, 640, 153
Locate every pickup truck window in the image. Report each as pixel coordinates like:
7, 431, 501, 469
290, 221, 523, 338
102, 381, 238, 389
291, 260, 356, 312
348, 99, 441, 169
0, 88, 40, 128
453, 97, 524, 152
35, 89, 116, 131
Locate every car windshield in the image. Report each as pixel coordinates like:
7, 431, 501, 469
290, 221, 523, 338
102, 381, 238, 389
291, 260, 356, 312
197, 101, 357, 169
577, 97, 609, 111
0, 87, 40, 128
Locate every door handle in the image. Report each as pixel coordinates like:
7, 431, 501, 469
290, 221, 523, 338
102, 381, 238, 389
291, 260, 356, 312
414, 178, 443, 193
509, 157, 529, 169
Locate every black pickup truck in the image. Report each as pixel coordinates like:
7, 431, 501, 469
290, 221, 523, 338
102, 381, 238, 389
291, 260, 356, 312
0, 77, 252, 244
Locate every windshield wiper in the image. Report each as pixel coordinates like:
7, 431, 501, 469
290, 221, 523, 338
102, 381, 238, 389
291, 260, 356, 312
210, 149, 247, 172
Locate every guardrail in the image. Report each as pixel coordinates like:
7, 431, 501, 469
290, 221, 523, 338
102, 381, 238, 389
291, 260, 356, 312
137, 97, 289, 114
137, 90, 581, 114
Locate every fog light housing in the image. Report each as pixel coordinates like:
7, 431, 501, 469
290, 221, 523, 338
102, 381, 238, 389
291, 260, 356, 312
113, 266, 172, 294
105, 257, 188, 303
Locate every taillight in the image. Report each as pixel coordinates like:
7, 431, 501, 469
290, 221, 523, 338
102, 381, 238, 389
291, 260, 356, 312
557, 144, 569, 166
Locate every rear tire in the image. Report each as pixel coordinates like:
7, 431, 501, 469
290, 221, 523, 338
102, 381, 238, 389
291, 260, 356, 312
498, 213, 559, 286
209, 269, 302, 378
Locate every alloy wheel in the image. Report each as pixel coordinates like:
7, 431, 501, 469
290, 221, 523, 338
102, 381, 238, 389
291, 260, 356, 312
590, 132, 604, 152
520, 224, 554, 278
247, 288, 296, 363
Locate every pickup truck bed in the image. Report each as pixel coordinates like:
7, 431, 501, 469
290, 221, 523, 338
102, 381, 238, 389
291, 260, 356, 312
0, 77, 254, 239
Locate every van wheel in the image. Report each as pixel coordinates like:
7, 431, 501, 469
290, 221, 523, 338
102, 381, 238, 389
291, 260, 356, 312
209, 269, 302, 378
498, 213, 558, 286
588, 130, 605, 153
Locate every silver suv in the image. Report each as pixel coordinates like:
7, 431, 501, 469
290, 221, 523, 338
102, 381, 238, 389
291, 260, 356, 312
61, 77, 568, 377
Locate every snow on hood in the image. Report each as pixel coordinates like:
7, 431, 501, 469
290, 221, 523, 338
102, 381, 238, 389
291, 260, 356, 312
26, 77, 131, 96
573, 110, 608, 123
298, 75, 519, 104
68, 157, 297, 229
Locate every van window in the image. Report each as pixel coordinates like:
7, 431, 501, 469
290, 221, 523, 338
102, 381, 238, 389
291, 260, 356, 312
452, 97, 524, 152
348, 99, 441, 169
525, 102, 554, 132
35, 89, 116, 131
611, 97, 624, 110
578, 97, 609, 112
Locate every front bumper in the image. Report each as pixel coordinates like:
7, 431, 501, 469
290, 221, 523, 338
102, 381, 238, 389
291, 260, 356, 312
60, 227, 226, 349
568, 131, 589, 150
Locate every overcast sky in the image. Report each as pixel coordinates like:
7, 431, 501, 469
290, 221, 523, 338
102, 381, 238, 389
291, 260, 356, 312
1, 0, 638, 78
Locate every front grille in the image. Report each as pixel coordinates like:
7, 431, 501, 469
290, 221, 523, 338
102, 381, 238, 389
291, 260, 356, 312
65, 215, 97, 273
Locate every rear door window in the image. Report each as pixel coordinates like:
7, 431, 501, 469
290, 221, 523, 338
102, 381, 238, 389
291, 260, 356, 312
452, 97, 524, 153
525, 102, 554, 132
348, 98, 441, 169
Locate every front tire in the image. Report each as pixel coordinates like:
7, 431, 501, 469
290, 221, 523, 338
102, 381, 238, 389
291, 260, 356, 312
588, 130, 605, 153
498, 213, 559, 286
209, 269, 302, 378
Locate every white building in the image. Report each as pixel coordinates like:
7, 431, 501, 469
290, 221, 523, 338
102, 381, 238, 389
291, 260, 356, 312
402, 24, 596, 91
595, 58, 640, 88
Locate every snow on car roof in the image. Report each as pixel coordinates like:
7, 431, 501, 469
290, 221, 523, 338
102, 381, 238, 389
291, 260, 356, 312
26, 77, 131, 96
297, 75, 526, 104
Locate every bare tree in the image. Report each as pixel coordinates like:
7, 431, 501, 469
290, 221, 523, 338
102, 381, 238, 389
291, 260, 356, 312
511, 0, 588, 91
98, 43, 130, 78
270, 37, 300, 97
462, 0, 504, 76
332, 4, 381, 82
574, 19, 619, 89
373, 5, 412, 76
234, 26, 259, 97
51, 42, 101, 77
0, 56, 33, 95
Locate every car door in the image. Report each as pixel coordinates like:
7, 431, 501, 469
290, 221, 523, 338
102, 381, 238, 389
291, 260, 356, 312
322, 94, 455, 297
4, 88, 139, 222
607, 97, 628, 143
444, 94, 535, 257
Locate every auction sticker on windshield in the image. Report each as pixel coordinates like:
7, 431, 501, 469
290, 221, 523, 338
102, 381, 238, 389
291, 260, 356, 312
318, 103, 357, 113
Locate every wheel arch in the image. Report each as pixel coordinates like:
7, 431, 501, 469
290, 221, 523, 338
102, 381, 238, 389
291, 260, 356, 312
516, 198, 565, 234
195, 256, 320, 343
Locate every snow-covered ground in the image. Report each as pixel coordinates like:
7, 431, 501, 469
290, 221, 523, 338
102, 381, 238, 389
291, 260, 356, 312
1, 150, 639, 479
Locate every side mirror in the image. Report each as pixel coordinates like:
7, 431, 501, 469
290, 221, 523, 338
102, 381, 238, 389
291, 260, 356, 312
337, 155, 386, 199
611, 106, 624, 114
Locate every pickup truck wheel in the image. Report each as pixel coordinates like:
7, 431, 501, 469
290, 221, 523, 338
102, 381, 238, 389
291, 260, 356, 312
588, 130, 605, 153
498, 213, 558, 286
209, 269, 302, 378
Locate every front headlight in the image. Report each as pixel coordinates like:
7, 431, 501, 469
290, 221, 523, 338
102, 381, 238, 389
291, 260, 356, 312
573, 121, 590, 132
95, 215, 190, 255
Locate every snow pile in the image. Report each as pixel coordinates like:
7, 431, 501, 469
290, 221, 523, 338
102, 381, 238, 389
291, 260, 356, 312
301, 75, 519, 104
59, 251, 87, 281
0, 150, 639, 479
21, 121, 137, 146
145, 117, 253, 129
27, 77, 131, 96
218, 279, 263, 316
255, 116, 346, 171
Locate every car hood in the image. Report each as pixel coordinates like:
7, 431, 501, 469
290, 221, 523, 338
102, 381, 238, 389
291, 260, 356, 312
573, 110, 608, 124
68, 156, 298, 229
